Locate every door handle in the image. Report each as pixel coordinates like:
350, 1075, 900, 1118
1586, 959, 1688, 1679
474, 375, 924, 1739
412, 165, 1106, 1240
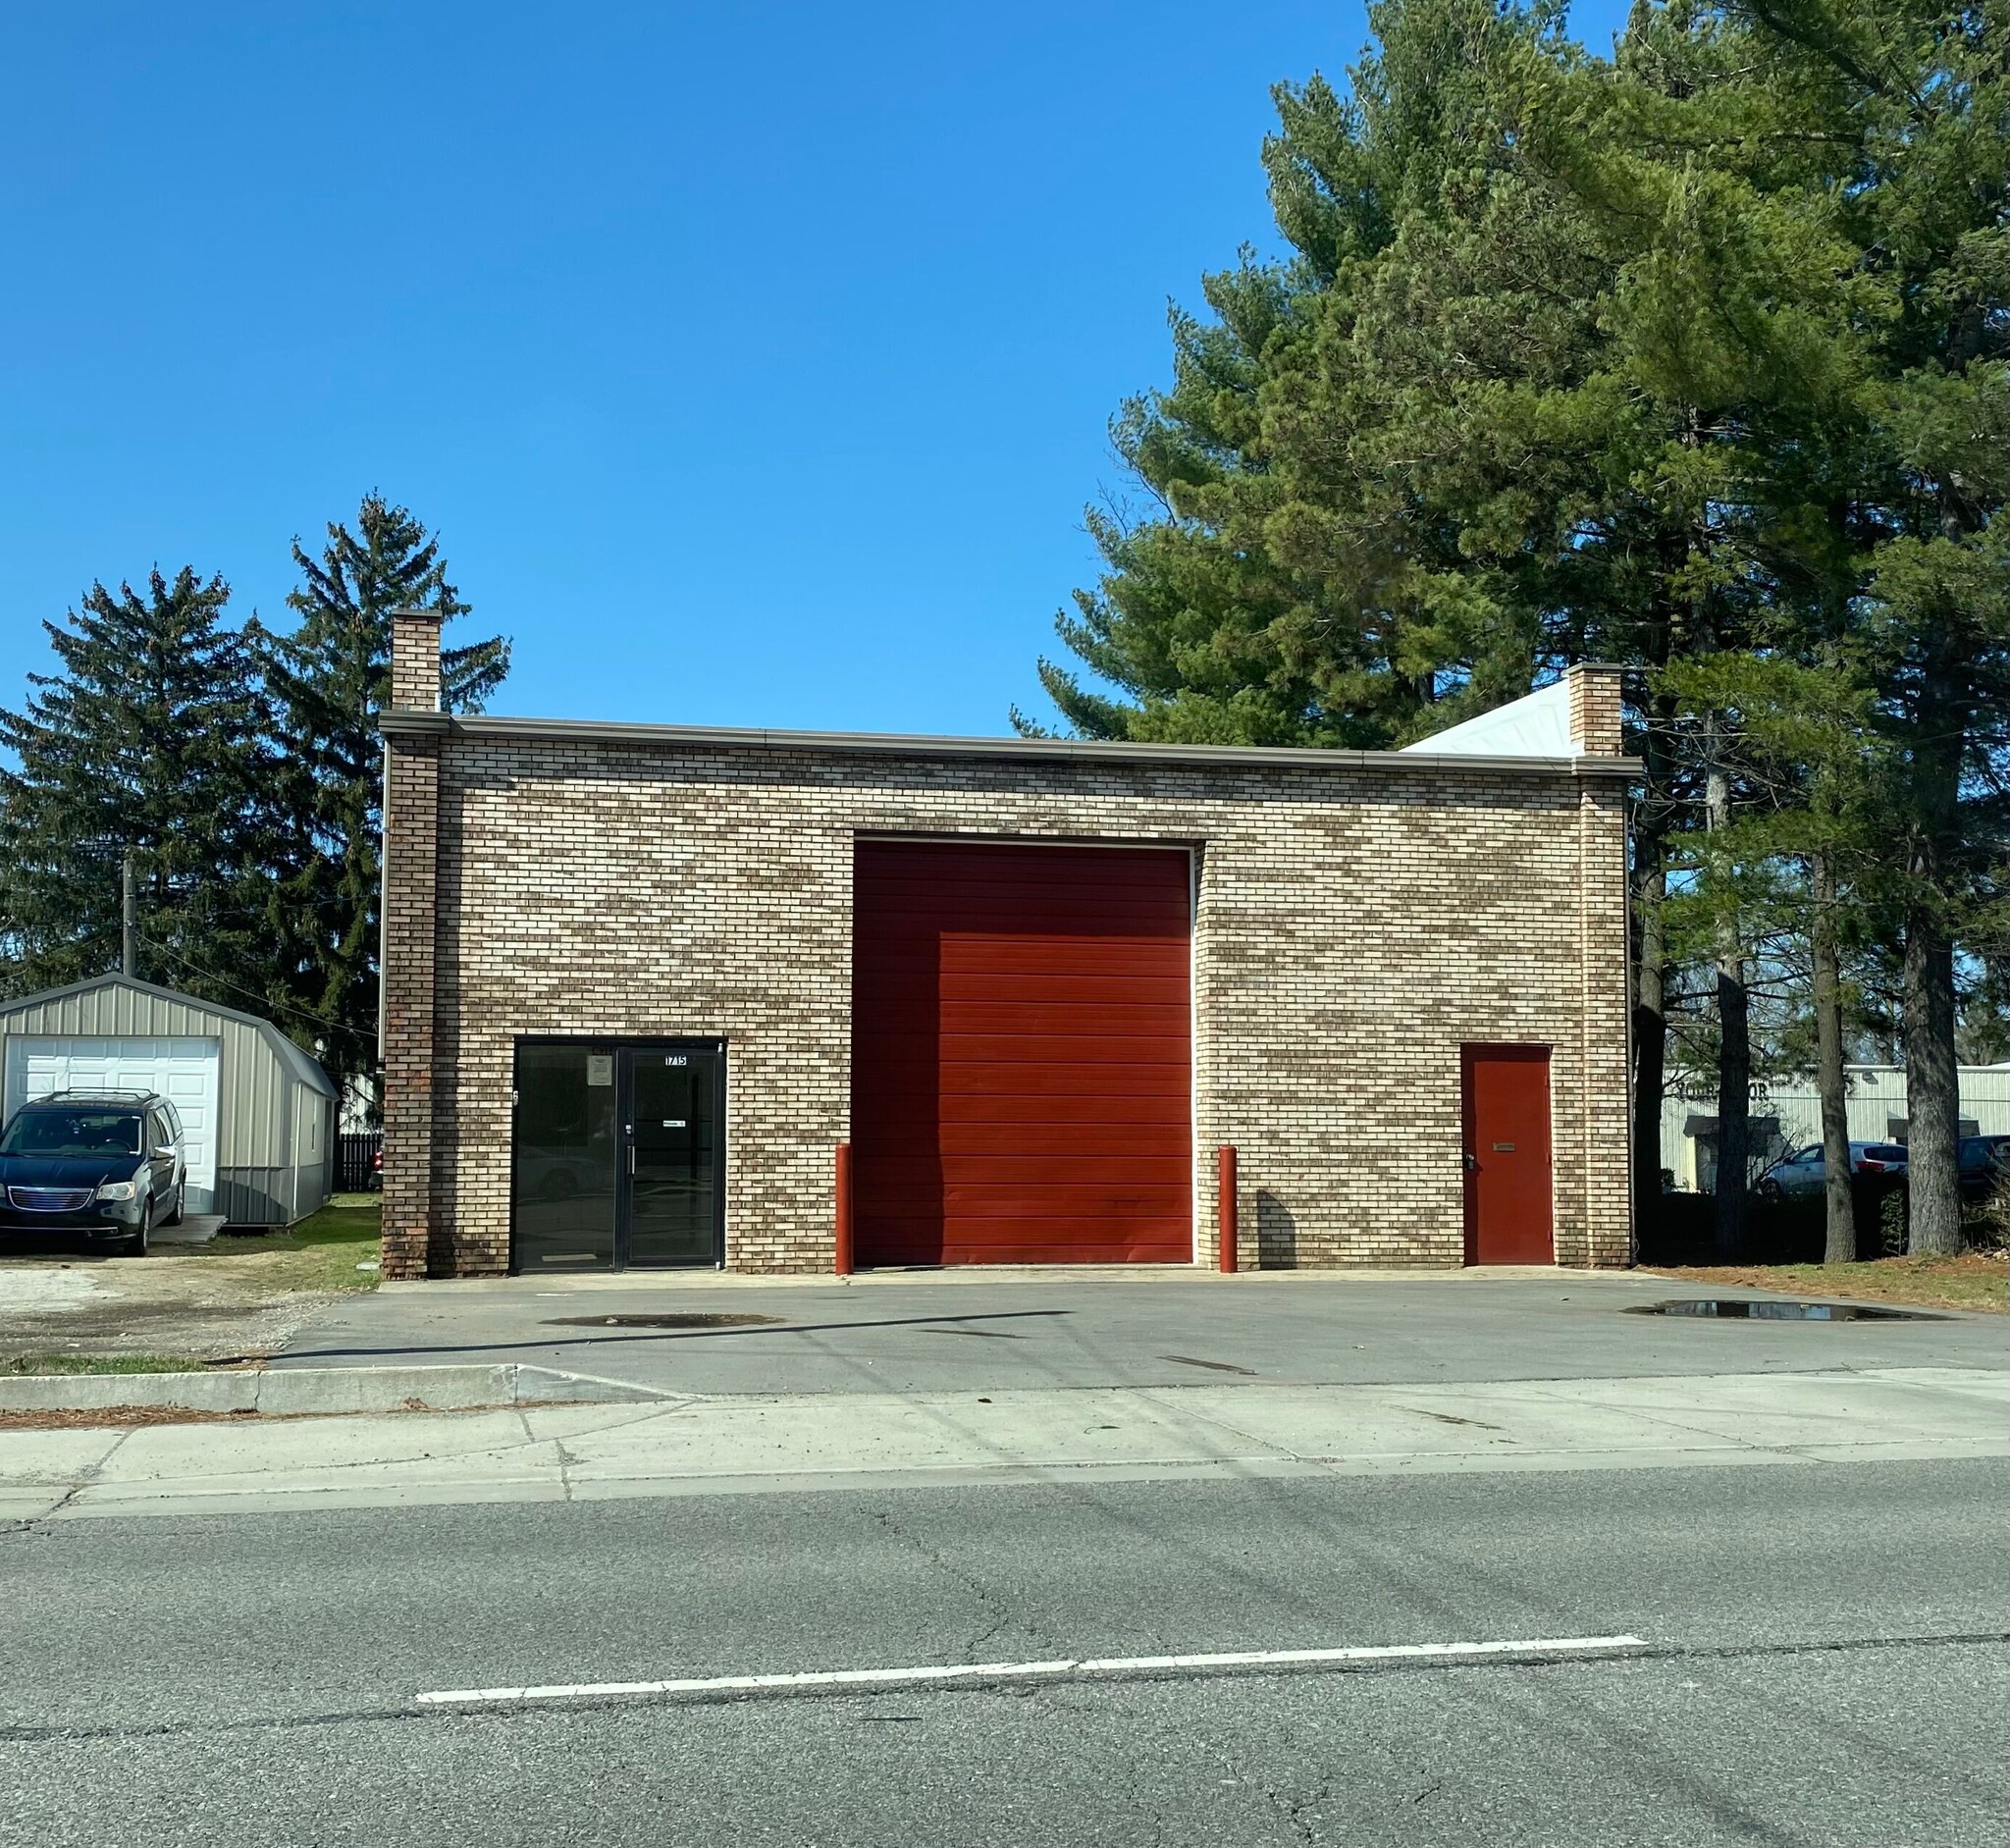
628, 1146, 636, 1175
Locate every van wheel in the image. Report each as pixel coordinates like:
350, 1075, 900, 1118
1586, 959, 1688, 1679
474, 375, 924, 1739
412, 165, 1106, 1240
163, 1182, 184, 1227
121, 1201, 151, 1258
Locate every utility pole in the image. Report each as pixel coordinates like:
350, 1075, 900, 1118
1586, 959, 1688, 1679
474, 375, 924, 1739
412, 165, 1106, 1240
121, 850, 137, 978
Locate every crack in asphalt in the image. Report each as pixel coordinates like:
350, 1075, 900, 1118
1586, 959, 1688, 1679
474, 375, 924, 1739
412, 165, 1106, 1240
868, 1504, 1049, 1664
0, 1630, 2001, 1747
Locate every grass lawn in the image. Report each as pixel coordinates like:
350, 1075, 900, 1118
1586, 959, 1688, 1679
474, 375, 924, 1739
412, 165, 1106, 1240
180, 1192, 383, 1294
1, 1351, 217, 1376
1645, 1252, 2007, 1314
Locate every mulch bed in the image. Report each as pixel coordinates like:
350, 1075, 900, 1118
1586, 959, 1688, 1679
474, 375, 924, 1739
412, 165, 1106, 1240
0, 1399, 555, 1432
0, 1404, 262, 1431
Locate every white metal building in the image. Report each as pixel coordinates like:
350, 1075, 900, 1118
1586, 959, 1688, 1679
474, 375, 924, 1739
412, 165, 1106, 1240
1659, 1065, 2010, 1192
0, 974, 339, 1223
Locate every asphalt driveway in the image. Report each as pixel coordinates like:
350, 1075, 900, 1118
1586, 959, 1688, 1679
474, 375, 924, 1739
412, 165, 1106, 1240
275, 1268, 2008, 1395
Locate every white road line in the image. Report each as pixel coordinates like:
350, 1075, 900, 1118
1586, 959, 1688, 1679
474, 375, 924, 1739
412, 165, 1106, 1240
414, 1635, 1648, 1707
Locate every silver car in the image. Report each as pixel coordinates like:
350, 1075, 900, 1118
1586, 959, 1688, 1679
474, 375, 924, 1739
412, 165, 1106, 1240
1757, 1140, 1909, 1200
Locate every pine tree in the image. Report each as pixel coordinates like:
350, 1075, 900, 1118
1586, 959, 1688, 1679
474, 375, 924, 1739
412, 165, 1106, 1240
1019, 1, 1600, 750
1638, 4, 2008, 1251
1823, 4, 2008, 1253
0, 568, 269, 1003
259, 495, 510, 1089
1663, 652, 1897, 1260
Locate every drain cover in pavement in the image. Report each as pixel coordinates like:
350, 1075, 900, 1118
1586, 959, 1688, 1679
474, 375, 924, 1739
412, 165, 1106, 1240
543, 1313, 783, 1330
1623, 1298, 1941, 1321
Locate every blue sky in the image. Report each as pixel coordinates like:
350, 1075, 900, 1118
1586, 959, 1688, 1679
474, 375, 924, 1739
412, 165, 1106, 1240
0, 1, 1633, 738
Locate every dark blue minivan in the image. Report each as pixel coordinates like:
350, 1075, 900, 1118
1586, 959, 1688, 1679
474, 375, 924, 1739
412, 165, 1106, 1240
0, 1089, 185, 1255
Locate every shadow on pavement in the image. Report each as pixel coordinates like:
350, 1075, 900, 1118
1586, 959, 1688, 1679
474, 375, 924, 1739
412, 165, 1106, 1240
281, 1305, 1074, 1366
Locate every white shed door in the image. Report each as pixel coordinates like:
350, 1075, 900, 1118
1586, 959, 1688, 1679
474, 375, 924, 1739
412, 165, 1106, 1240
4, 1036, 221, 1210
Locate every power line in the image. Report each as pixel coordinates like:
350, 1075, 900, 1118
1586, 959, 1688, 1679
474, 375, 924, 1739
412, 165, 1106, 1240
142, 941, 377, 1057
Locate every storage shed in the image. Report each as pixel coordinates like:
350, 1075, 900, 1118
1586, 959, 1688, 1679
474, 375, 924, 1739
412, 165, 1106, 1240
0, 974, 338, 1223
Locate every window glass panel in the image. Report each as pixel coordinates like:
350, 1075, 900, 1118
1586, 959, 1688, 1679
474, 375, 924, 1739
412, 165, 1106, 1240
512, 1043, 617, 1270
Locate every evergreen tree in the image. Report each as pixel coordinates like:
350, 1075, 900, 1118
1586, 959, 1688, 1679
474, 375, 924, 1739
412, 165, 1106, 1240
1824, 3, 2007, 1252
1663, 652, 1897, 1260
0, 568, 269, 1003
1020, 1, 1602, 751
259, 495, 510, 1089
1534, 0, 1857, 1250
1634, 3, 2008, 1250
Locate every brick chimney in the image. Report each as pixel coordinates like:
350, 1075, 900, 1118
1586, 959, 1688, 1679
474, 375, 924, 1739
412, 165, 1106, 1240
1566, 662, 1624, 757
390, 607, 444, 713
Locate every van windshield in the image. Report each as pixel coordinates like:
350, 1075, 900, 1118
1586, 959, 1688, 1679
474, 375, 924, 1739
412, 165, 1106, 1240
0, 1110, 144, 1158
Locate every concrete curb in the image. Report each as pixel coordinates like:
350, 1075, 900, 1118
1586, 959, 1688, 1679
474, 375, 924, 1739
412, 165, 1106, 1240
0, 1363, 673, 1415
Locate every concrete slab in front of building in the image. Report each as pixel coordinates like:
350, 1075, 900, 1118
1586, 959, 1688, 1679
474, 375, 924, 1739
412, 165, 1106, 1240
274, 1270, 2010, 1399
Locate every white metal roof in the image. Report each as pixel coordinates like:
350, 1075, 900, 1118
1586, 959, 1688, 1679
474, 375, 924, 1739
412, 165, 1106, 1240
1398, 679, 1580, 759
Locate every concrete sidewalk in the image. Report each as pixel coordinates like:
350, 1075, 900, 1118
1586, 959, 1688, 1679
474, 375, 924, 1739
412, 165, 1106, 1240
5, 1364, 2002, 1521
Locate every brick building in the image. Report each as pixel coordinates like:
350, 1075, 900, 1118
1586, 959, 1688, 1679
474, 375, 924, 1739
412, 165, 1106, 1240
378, 608, 1634, 1280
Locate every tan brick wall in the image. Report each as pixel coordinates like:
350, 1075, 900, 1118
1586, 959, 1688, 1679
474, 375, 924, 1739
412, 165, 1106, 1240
379, 727, 441, 1280
387, 732, 1633, 1277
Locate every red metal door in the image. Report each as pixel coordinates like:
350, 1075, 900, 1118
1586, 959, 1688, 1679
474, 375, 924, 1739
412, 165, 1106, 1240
852, 840, 1192, 1265
1462, 1045, 1555, 1264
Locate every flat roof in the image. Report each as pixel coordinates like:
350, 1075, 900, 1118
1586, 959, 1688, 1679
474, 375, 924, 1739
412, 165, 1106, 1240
382, 710, 1639, 780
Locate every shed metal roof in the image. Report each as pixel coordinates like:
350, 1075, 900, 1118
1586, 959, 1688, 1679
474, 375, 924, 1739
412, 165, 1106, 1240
0, 973, 338, 1098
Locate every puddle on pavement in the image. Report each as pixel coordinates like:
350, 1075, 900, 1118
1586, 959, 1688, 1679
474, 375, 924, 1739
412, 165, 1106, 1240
543, 1313, 783, 1330
1624, 1298, 1943, 1322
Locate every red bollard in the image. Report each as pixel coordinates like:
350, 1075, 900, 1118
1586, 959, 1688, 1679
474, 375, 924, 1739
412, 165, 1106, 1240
834, 1140, 854, 1276
1217, 1144, 1238, 1274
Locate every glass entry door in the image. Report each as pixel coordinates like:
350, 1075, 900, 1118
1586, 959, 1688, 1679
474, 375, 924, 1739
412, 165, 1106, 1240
624, 1047, 721, 1265
512, 1040, 723, 1271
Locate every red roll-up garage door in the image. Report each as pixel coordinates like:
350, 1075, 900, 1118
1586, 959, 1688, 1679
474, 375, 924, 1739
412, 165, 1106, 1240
852, 840, 1192, 1265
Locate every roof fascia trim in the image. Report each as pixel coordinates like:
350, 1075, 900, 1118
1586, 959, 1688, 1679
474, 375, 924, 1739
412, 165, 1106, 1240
381, 712, 1639, 780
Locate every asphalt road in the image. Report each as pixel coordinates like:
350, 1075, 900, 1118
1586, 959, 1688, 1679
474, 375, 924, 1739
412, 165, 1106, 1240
276, 1271, 2009, 1395
4, 1458, 2004, 1845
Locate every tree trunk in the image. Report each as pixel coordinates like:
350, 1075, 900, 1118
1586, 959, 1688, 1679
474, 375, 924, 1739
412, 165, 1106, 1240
1901, 621, 1968, 1258
1903, 912, 1963, 1255
1715, 956, 1751, 1257
1708, 760, 1748, 1259
1811, 853, 1855, 1264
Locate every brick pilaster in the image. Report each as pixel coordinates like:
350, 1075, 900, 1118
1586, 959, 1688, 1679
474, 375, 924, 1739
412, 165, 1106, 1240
1577, 780, 1635, 1266
391, 607, 443, 712
379, 609, 445, 1279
